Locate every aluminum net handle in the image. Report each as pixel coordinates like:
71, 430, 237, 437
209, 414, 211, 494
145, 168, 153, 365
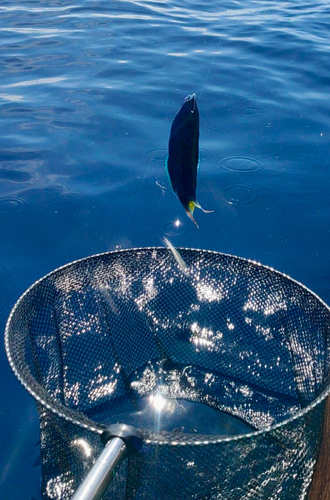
71, 437, 126, 500
71, 424, 144, 500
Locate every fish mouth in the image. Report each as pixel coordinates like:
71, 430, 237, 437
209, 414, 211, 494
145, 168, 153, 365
184, 93, 196, 113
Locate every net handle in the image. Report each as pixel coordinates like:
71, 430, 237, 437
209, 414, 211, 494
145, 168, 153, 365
70, 437, 126, 500
70, 424, 144, 500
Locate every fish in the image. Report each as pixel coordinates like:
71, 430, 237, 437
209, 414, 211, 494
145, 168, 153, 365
166, 93, 213, 228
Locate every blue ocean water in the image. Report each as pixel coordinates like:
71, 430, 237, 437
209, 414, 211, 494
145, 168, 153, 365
1, 0, 330, 498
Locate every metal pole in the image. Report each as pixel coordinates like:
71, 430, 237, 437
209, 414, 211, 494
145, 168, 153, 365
71, 437, 127, 500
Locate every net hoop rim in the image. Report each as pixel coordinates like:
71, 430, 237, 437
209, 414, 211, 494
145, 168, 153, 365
5, 246, 330, 446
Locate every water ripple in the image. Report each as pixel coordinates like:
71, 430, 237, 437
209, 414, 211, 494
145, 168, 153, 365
162, 218, 188, 237
219, 156, 263, 173
236, 96, 278, 116
40, 199, 82, 218
223, 184, 259, 205
143, 147, 167, 163
0, 197, 25, 214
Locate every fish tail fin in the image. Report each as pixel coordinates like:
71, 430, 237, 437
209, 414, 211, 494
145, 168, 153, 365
194, 201, 214, 213
186, 201, 200, 228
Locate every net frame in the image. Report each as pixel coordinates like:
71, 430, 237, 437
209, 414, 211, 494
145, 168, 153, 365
4, 247, 330, 499
5, 247, 330, 445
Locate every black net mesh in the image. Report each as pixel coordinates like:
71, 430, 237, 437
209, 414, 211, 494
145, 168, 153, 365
5, 248, 330, 499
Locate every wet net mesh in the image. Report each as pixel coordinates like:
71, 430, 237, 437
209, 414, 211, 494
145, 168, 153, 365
5, 248, 330, 499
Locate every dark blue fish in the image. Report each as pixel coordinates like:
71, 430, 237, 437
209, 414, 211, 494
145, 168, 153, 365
166, 93, 212, 228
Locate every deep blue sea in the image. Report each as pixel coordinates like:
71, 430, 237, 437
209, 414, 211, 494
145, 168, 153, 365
1, 0, 330, 498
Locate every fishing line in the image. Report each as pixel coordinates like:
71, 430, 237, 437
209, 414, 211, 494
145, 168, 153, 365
127, 157, 151, 223
197, 30, 224, 102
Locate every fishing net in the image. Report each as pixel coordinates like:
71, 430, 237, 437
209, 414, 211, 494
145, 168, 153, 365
5, 248, 330, 500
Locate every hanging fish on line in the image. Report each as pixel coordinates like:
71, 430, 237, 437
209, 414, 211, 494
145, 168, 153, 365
166, 93, 213, 228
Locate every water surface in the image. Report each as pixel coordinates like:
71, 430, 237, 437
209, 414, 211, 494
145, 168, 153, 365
1, 1, 330, 498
